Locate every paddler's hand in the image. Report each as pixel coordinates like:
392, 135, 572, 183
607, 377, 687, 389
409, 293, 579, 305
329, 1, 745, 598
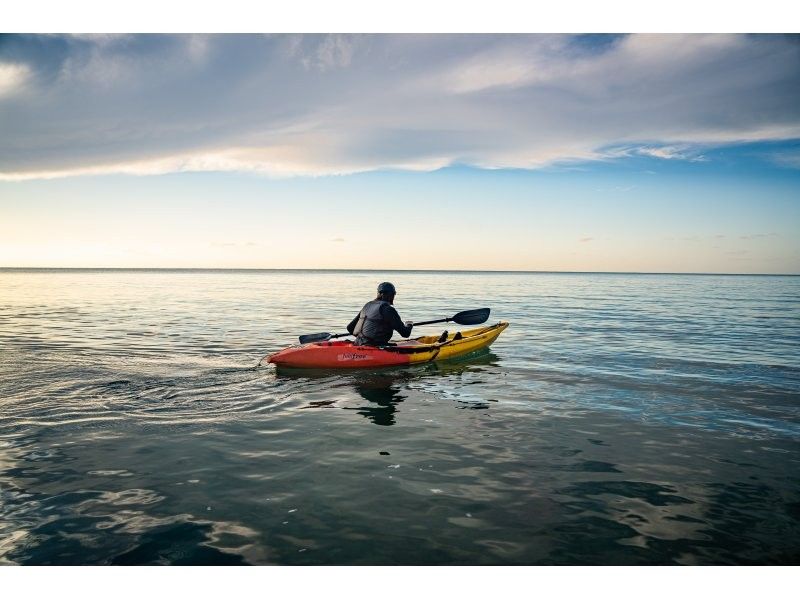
405, 321, 414, 329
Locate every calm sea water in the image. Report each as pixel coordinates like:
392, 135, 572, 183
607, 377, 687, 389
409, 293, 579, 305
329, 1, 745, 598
1, 269, 799, 565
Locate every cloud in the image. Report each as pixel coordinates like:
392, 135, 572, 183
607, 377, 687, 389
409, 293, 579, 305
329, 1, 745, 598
771, 150, 800, 169
579, 237, 594, 242
0, 62, 29, 97
1, 34, 799, 180
309, 34, 360, 71
600, 144, 707, 162
63, 34, 133, 45
330, 237, 346, 243
634, 145, 707, 161
739, 233, 778, 240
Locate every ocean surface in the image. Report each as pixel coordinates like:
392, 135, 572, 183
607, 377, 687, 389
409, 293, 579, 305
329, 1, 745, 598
1, 269, 799, 565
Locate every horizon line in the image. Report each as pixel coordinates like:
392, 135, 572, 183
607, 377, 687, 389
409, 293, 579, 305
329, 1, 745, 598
1, 267, 798, 277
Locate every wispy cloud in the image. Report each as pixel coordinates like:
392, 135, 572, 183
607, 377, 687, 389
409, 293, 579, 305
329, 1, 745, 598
635, 145, 707, 161
303, 34, 361, 71
771, 150, 800, 169
0, 62, 29, 97
330, 237, 346, 243
579, 237, 594, 243
63, 33, 133, 45
739, 233, 778, 240
601, 144, 707, 162
1, 34, 799, 180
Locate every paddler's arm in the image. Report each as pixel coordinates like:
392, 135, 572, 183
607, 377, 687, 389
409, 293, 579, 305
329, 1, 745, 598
381, 303, 414, 338
346, 313, 360, 335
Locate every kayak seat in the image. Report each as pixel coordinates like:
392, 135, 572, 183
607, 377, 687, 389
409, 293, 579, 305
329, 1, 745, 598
438, 331, 449, 343
453, 331, 463, 340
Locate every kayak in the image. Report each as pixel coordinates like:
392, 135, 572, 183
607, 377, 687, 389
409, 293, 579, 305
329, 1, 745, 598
265, 322, 509, 369
266, 322, 508, 369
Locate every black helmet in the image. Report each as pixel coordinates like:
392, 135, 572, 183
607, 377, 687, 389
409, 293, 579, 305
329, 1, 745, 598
377, 281, 396, 295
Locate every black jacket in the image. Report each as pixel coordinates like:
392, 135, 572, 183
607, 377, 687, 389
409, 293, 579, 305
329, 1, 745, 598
347, 300, 413, 346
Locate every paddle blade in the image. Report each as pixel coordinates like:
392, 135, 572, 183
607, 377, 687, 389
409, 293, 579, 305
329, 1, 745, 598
452, 308, 491, 325
298, 332, 332, 344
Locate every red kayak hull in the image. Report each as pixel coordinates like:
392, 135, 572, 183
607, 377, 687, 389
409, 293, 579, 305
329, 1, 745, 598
267, 339, 411, 369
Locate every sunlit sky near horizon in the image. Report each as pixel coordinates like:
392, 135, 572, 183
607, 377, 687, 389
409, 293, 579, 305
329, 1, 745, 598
1, 33, 799, 273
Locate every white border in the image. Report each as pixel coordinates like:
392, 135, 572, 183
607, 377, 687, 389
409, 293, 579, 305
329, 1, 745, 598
3, 0, 799, 33
1, 565, 799, 597
2, 0, 800, 583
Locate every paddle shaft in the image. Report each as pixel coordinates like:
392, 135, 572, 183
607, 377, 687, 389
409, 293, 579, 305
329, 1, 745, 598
298, 308, 489, 344
327, 318, 445, 340
411, 317, 451, 327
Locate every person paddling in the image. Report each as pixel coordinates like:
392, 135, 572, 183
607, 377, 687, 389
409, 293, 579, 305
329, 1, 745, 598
347, 282, 414, 346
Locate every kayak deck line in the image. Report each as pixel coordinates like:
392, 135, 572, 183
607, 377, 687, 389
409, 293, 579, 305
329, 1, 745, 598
265, 321, 509, 369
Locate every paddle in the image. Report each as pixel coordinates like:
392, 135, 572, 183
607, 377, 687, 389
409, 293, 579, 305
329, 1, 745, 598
298, 308, 491, 344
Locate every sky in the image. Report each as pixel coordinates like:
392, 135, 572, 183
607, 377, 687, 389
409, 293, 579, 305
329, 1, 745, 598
1, 33, 799, 273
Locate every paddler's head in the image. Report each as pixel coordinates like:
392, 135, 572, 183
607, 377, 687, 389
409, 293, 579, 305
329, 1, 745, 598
376, 281, 397, 304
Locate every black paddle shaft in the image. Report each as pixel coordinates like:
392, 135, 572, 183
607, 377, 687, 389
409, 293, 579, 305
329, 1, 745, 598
414, 308, 491, 327
414, 307, 491, 326
298, 308, 490, 344
413, 317, 451, 326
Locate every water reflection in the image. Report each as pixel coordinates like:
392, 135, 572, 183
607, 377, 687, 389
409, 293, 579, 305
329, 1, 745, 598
350, 375, 407, 426
276, 349, 501, 426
